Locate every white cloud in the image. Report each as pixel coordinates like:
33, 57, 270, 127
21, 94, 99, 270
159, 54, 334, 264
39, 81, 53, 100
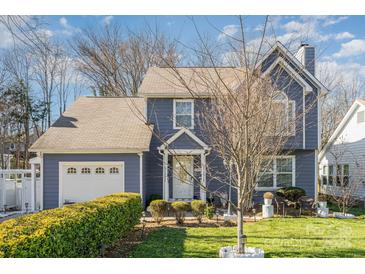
217, 24, 239, 41
59, 17, 69, 28
58, 16, 80, 36
333, 39, 365, 58
322, 16, 348, 27
102, 16, 113, 26
335, 32, 355, 40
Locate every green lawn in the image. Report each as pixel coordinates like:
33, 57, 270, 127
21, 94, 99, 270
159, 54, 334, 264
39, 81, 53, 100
130, 217, 365, 258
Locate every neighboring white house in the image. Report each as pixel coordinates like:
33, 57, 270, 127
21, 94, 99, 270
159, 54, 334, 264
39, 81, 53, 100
319, 99, 365, 200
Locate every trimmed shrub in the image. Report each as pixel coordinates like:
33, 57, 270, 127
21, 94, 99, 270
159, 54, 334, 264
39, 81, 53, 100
171, 201, 191, 224
263, 192, 274, 199
191, 200, 206, 223
149, 199, 168, 224
0, 193, 142, 258
204, 205, 215, 220
276, 187, 306, 202
147, 194, 163, 206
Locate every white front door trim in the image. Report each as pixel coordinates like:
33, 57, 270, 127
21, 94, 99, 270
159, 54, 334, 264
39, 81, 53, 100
172, 156, 194, 199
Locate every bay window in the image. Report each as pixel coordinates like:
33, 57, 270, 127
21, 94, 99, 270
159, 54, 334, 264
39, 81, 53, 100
257, 156, 295, 190
173, 99, 194, 129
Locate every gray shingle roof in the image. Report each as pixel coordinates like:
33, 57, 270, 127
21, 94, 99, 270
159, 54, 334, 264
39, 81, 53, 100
138, 67, 245, 97
30, 97, 152, 153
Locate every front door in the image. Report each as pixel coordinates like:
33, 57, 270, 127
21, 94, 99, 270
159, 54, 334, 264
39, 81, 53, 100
172, 156, 194, 199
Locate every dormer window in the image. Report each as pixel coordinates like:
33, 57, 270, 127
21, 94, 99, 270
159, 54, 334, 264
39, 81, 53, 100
173, 99, 194, 129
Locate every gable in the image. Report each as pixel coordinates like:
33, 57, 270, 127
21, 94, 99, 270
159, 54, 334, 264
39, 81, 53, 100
169, 132, 204, 149
319, 100, 365, 160
257, 42, 327, 95
158, 128, 209, 151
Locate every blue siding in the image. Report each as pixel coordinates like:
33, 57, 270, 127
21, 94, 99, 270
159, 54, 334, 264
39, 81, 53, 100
303, 46, 315, 75
43, 153, 141, 209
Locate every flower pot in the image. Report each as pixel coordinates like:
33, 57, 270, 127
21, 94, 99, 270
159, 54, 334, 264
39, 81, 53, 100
318, 201, 327, 208
264, 198, 272, 205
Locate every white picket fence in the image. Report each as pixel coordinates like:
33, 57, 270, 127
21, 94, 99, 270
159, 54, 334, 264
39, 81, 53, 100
0, 170, 41, 212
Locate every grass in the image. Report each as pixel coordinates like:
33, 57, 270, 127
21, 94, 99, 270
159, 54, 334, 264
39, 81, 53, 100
130, 217, 365, 258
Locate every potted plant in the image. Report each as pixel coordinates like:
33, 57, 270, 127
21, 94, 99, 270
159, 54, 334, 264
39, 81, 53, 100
317, 194, 327, 209
263, 192, 274, 205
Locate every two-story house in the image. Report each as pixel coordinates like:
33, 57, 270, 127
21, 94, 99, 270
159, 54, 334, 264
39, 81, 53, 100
29, 41, 325, 209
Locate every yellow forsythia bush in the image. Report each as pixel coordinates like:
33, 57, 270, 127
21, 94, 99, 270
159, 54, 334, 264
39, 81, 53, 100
0, 193, 142, 258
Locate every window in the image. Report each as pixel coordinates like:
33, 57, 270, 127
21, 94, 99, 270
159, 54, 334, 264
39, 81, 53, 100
272, 91, 295, 136
110, 167, 119, 174
357, 110, 365, 123
257, 156, 295, 189
67, 167, 77, 174
95, 167, 105, 174
321, 166, 328, 185
328, 165, 334, 185
81, 167, 91, 174
336, 164, 349, 186
174, 99, 194, 129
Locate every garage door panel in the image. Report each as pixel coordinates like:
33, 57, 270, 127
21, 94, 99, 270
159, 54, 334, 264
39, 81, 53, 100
60, 162, 124, 205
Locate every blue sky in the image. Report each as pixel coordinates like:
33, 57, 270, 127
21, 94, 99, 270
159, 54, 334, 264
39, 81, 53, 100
2, 15, 365, 115
37, 15, 365, 78
2, 15, 365, 78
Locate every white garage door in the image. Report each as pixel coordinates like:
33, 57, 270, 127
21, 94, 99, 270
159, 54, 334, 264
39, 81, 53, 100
59, 161, 124, 206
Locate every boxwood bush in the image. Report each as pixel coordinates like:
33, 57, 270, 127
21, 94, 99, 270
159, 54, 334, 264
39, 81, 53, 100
276, 187, 306, 202
0, 193, 142, 258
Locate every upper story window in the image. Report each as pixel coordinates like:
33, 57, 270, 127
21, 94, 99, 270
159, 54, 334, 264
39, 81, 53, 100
273, 91, 295, 136
173, 99, 194, 129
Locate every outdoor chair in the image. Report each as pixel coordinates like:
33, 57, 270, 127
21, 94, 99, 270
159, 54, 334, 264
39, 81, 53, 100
298, 196, 316, 216
274, 196, 287, 216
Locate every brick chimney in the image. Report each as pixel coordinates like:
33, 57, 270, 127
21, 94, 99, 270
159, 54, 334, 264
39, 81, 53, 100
295, 43, 315, 76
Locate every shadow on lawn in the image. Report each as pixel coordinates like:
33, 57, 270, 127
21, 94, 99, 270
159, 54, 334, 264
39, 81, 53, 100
130, 227, 187, 258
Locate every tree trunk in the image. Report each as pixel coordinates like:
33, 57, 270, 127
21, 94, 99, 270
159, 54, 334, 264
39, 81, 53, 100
237, 207, 245, 254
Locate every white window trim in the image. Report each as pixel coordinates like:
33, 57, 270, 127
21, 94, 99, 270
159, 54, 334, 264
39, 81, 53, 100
256, 155, 296, 191
173, 99, 194, 129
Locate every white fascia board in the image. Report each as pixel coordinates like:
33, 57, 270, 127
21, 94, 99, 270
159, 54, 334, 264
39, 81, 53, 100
256, 41, 329, 94
318, 101, 361, 161
158, 128, 209, 150
261, 56, 313, 94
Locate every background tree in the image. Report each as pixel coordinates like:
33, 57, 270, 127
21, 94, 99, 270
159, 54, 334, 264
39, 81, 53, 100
72, 23, 180, 96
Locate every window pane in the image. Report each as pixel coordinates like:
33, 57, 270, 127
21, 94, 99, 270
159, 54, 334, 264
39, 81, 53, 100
329, 165, 333, 175
176, 114, 192, 128
176, 102, 192, 115
277, 174, 292, 187
277, 158, 292, 172
343, 164, 349, 176
257, 173, 274, 187
260, 160, 273, 173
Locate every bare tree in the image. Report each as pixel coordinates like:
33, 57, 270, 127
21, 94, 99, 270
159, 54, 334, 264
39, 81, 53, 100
72, 23, 179, 96
149, 16, 316, 254
318, 65, 365, 148
322, 139, 364, 215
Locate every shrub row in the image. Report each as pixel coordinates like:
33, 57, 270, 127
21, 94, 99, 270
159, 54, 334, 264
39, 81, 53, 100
0, 193, 142, 258
149, 200, 208, 224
